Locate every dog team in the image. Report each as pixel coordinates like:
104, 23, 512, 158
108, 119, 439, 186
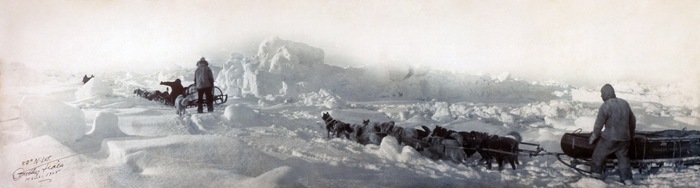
322, 112, 522, 171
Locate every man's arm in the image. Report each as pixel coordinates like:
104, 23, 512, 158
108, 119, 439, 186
592, 105, 607, 136
629, 107, 636, 140
193, 70, 197, 85
208, 69, 215, 84
590, 105, 607, 144
160, 81, 175, 87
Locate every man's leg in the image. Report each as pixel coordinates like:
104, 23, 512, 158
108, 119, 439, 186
197, 88, 204, 113
205, 87, 214, 112
590, 137, 615, 179
613, 141, 633, 184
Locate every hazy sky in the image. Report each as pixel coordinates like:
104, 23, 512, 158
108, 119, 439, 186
1, 0, 698, 86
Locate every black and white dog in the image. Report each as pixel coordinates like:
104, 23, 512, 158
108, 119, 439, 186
468, 131, 522, 170
175, 94, 195, 116
322, 112, 353, 139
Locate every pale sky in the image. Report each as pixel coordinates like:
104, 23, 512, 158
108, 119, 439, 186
1, 0, 698, 86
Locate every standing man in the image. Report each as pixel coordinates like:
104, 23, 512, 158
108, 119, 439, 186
194, 57, 215, 113
588, 84, 636, 185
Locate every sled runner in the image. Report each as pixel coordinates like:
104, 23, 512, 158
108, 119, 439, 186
557, 128, 700, 175
183, 84, 229, 108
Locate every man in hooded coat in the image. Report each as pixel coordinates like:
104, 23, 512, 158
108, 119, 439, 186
588, 84, 636, 185
194, 57, 215, 113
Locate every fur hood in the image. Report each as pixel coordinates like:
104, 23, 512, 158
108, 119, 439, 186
601, 84, 616, 102
197, 57, 209, 66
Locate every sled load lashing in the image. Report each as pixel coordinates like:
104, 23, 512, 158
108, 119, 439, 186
557, 128, 700, 175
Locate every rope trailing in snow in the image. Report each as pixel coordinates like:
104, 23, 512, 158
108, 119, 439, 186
0, 117, 20, 122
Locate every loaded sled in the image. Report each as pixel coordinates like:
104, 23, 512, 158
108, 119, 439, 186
183, 84, 229, 108
557, 128, 700, 175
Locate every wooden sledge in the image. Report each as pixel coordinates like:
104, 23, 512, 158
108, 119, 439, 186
183, 84, 229, 108
558, 128, 700, 175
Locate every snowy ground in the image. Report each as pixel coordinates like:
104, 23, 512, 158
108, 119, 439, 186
2, 43, 699, 187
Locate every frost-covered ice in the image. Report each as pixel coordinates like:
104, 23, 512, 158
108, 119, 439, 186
75, 78, 113, 101
18, 96, 86, 144
1, 38, 699, 188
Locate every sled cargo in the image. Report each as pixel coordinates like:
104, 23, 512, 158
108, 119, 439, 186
557, 128, 700, 174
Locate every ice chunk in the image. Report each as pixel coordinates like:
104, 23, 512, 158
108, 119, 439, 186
397, 146, 424, 163
75, 78, 113, 100
545, 116, 575, 131
223, 105, 263, 127
298, 89, 346, 109
223, 36, 325, 98
431, 102, 453, 122
19, 96, 86, 144
377, 136, 401, 160
216, 53, 246, 97
86, 111, 127, 139
643, 102, 664, 116
494, 72, 511, 82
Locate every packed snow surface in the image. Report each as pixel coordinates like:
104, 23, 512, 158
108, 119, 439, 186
1, 38, 699, 187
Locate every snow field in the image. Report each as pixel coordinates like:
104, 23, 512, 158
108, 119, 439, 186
1, 37, 698, 187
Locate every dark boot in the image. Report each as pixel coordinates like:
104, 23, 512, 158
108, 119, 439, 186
207, 102, 214, 112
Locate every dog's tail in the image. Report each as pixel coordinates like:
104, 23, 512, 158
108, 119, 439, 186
506, 131, 522, 142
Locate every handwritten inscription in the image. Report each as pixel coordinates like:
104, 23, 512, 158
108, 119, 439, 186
12, 155, 67, 183
21, 155, 52, 166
